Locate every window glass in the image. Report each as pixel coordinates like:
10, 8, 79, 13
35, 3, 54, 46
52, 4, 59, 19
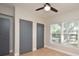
64, 22, 79, 47
50, 22, 79, 47
50, 24, 61, 43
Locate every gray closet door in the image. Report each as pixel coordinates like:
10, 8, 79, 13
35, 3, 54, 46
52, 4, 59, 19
0, 18, 10, 55
20, 19, 32, 53
37, 23, 44, 49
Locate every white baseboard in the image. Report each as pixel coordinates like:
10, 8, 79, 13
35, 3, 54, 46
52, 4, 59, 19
14, 53, 19, 56
45, 45, 78, 56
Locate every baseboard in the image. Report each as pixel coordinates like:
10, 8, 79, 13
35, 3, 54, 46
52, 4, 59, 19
14, 53, 19, 56
45, 45, 78, 56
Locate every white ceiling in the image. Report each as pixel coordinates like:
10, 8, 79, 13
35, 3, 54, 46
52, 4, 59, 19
3, 3, 79, 19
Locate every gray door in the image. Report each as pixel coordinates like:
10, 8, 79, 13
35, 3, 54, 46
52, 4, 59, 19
37, 23, 44, 49
20, 19, 32, 54
0, 18, 10, 55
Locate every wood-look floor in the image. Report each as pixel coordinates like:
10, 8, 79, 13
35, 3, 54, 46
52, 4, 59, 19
21, 48, 68, 56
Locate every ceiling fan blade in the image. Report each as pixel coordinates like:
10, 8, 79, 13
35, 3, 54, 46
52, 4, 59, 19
35, 7, 44, 11
51, 7, 58, 12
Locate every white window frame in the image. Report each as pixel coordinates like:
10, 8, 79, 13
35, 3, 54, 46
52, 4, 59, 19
50, 22, 79, 47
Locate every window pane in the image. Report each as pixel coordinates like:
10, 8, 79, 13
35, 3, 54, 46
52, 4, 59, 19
50, 22, 79, 48
64, 22, 79, 47
50, 24, 61, 43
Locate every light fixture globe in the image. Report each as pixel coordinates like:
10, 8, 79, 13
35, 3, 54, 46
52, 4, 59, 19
44, 5, 50, 11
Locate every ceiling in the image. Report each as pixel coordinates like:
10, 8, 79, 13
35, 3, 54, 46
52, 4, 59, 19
3, 3, 79, 19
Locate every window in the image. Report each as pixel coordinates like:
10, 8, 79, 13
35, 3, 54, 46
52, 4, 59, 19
50, 24, 61, 43
64, 22, 79, 47
50, 22, 79, 47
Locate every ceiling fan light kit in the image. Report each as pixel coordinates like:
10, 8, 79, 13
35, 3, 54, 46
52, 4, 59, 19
44, 5, 50, 11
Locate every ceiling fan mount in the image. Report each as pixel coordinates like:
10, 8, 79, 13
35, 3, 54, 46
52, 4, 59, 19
35, 3, 58, 12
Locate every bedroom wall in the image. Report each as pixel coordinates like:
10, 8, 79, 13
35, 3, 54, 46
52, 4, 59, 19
14, 5, 46, 56
45, 8, 79, 55
0, 4, 14, 16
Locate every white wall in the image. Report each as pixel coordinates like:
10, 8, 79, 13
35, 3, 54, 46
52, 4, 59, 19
0, 4, 14, 16
45, 9, 79, 55
14, 5, 46, 56
0, 4, 46, 56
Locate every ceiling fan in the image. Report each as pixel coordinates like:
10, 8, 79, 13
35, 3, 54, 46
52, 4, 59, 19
35, 3, 58, 12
